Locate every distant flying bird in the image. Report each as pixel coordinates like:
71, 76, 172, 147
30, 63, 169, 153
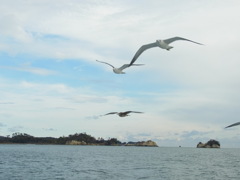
129, 37, 203, 66
102, 111, 143, 117
96, 60, 144, 74
225, 122, 240, 128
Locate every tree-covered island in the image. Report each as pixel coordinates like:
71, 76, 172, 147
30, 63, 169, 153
0, 132, 158, 147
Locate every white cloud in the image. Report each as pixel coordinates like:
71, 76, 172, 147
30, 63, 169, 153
0, 65, 57, 75
0, 14, 33, 43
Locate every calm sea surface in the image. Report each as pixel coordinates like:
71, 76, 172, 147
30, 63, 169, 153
0, 145, 239, 180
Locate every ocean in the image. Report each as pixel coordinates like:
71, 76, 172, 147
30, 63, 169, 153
0, 144, 239, 180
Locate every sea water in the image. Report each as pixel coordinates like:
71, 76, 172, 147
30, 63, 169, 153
0, 145, 239, 180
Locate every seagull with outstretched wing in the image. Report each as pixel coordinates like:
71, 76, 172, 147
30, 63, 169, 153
101, 111, 143, 117
129, 36, 203, 66
96, 60, 143, 74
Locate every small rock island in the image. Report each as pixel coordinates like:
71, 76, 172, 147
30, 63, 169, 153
124, 140, 158, 147
197, 139, 220, 148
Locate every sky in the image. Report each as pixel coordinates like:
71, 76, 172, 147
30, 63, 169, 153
0, 0, 240, 148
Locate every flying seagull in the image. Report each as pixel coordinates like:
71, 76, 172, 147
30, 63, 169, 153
225, 122, 240, 128
129, 36, 203, 66
101, 111, 143, 117
96, 60, 144, 74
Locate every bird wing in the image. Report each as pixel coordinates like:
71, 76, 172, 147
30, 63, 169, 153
225, 122, 240, 128
118, 64, 130, 71
130, 111, 143, 113
125, 111, 144, 114
96, 60, 114, 68
104, 112, 118, 116
129, 42, 158, 66
164, 37, 203, 45
118, 64, 144, 71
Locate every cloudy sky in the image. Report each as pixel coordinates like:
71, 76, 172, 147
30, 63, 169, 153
1, 0, 240, 147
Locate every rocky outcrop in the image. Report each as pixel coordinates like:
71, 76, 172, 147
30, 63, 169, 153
65, 139, 158, 147
197, 142, 205, 148
66, 140, 87, 145
125, 140, 158, 147
197, 139, 220, 148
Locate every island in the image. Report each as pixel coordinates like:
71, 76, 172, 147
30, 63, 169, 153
124, 140, 158, 147
0, 132, 158, 147
197, 139, 220, 148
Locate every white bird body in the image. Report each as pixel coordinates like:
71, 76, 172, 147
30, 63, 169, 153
156, 39, 173, 50
96, 60, 143, 74
129, 37, 203, 66
113, 68, 124, 74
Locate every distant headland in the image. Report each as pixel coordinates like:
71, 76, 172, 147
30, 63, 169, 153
0, 132, 158, 147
